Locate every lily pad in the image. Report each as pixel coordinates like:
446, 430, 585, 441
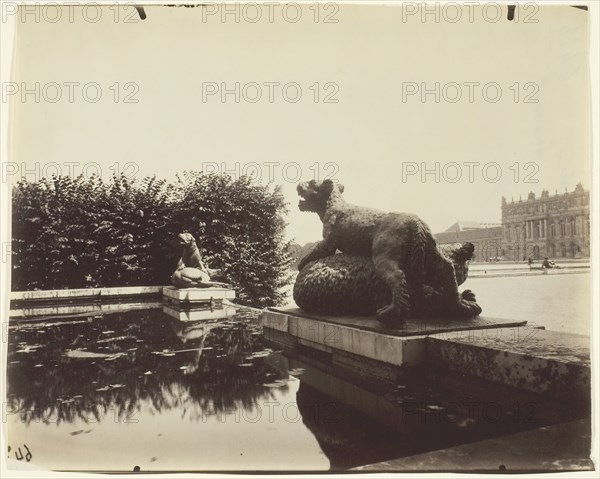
64, 350, 114, 359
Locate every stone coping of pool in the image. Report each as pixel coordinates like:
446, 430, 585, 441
427, 329, 590, 403
9, 300, 163, 320
10, 286, 235, 318
11, 286, 163, 303
10, 285, 236, 306
260, 308, 590, 401
162, 286, 236, 303
354, 418, 592, 472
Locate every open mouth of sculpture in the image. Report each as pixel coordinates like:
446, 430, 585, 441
297, 191, 311, 210
296, 183, 312, 211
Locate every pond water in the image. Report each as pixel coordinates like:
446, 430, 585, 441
6, 304, 586, 472
466, 273, 591, 336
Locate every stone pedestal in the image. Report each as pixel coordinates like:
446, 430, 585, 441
162, 286, 235, 305
260, 307, 528, 367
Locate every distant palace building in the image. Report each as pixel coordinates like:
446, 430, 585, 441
501, 183, 590, 261
434, 221, 503, 263
435, 183, 590, 262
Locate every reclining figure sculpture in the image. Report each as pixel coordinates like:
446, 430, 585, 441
171, 233, 228, 289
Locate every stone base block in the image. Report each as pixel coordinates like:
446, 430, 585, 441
260, 309, 427, 367
261, 308, 528, 368
162, 286, 235, 304
269, 307, 528, 337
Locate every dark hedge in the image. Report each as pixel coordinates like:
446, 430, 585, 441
11, 172, 294, 308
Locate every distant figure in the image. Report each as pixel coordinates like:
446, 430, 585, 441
528, 257, 533, 270
542, 257, 551, 269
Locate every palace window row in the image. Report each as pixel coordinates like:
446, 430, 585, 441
505, 216, 589, 241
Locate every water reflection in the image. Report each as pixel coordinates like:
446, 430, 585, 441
6, 305, 588, 471
7, 307, 288, 425
296, 381, 416, 469
163, 304, 237, 322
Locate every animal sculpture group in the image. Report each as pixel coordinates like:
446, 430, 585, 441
293, 180, 482, 326
171, 233, 227, 289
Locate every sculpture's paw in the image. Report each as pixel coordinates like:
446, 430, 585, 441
376, 304, 408, 327
455, 298, 482, 318
461, 289, 477, 302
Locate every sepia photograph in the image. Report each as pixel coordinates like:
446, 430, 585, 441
0, 1, 597, 476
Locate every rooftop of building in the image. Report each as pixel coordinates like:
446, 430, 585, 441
502, 183, 587, 206
443, 221, 502, 233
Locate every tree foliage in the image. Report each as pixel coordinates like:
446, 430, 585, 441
11, 172, 293, 308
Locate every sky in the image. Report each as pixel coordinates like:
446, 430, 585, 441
9, 3, 592, 245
